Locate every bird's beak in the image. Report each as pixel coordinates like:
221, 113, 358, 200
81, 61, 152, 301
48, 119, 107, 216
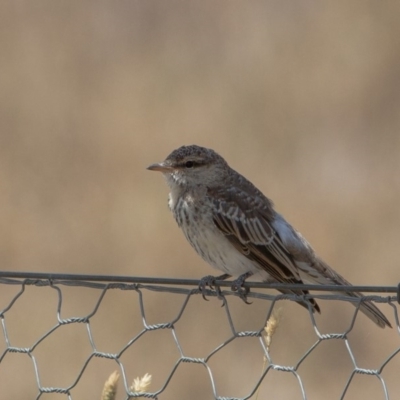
147, 162, 173, 172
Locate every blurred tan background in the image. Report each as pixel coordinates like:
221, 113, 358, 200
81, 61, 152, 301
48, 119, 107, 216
0, 1, 399, 399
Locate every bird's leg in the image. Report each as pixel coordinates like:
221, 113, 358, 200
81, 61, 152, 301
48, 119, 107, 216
199, 273, 231, 300
231, 272, 253, 304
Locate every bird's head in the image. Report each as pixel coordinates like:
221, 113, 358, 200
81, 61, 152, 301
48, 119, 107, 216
147, 145, 229, 188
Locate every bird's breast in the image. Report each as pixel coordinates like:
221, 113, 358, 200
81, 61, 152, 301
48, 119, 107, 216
171, 194, 202, 228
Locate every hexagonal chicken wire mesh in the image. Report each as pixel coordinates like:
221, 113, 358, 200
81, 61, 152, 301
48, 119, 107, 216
0, 272, 399, 400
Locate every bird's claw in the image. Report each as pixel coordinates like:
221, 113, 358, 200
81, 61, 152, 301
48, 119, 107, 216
198, 274, 230, 301
231, 272, 252, 304
199, 275, 218, 300
232, 284, 251, 304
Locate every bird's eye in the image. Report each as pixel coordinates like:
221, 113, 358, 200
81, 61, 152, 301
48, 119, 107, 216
185, 161, 194, 168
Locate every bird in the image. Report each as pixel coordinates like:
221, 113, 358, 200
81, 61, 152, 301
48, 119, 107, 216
147, 145, 391, 328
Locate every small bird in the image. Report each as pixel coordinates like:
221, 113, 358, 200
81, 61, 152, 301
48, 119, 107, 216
147, 145, 391, 328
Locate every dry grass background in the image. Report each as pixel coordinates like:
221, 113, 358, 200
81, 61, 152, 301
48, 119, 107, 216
1, 1, 400, 399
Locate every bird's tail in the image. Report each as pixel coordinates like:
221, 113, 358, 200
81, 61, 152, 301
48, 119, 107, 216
343, 290, 391, 328
276, 286, 391, 328
309, 259, 392, 329
265, 275, 391, 328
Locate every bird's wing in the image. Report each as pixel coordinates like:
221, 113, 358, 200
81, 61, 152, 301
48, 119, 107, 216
208, 186, 321, 313
207, 186, 311, 284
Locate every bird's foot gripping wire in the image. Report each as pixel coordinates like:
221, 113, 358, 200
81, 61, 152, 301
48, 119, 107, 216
231, 272, 253, 304
198, 274, 231, 301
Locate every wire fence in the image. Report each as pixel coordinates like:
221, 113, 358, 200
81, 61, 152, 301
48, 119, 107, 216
0, 272, 399, 400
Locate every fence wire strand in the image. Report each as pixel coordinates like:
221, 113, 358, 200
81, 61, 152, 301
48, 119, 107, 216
0, 272, 399, 399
